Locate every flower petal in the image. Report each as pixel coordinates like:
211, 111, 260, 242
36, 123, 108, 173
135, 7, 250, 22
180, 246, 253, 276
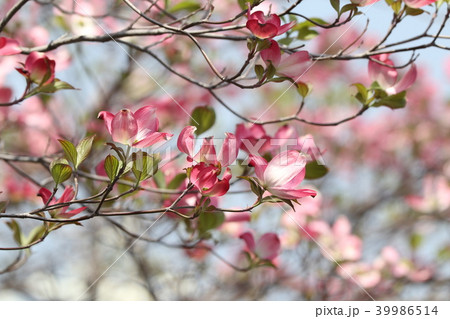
111, 109, 138, 145
268, 186, 317, 200
276, 21, 296, 36
404, 0, 437, 8
368, 54, 397, 88
0, 37, 21, 56
177, 126, 197, 159
264, 151, 307, 187
260, 40, 281, 67
132, 131, 172, 148
255, 233, 280, 260
248, 155, 268, 181
134, 106, 158, 141
194, 137, 217, 165
239, 231, 256, 252
276, 51, 310, 79
58, 206, 87, 219
218, 133, 238, 167
246, 20, 278, 39
98, 111, 115, 136
389, 63, 417, 95
37, 187, 52, 204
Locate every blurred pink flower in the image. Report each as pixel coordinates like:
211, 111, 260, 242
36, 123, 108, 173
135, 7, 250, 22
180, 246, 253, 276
405, 175, 450, 213
368, 54, 417, 95
404, 0, 438, 8
261, 40, 310, 79
236, 123, 272, 155
239, 231, 281, 260
0, 37, 21, 55
37, 186, 86, 218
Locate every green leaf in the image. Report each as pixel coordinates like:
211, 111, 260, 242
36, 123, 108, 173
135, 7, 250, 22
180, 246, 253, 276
168, 0, 201, 13
330, 0, 340, 12
153, 170, 166, 189
6, 220, 23, 245
104, 154, 121, 182
238, 176, 264, 199
339, 3, 357, 17
190, 106, 216, 135
261, 196, 284, 204
410, 233, 423, 250
254, 64, 265, 81
58, 139, 77, 167
167, 173, 187, 189
297, 81, 310, 98
132, 152, 159, 182
277, 37, 293, 46
24, 225, 47, 245
296, 27, 319, 41
50, 159, 73, 184
305, 161, 329, 180
255, 259, 277, 269
405, 7, 424, 16
437, 246, 450, 261
352, 83, 368, 104
372, 91, 407, 109
76, 135, 95, 168
198, 211, 225, 234
265, 63, 277, 80
39, 79, 76, 94
256, 39, 271, 51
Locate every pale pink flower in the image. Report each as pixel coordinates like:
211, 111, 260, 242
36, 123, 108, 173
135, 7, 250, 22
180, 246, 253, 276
98, 106, 173, 148
178, 126, 238, 167
0, 37, 21, 56
235, 123, 272, 155
239, 231, 281, 260
316, 216, 362, 262
249, 150, 317, 200
351, 0, 380, 6
260, 40, 310, 79
368, 54, 417, 95
404, 0, 437, 8
405, 175, 450, 213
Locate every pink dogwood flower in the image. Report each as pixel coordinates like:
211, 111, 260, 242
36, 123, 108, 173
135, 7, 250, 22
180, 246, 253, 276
249, 150, 317, 200
239, 231, 281, 260
368, 54, 417, 95
98, 106, 173, 148
0, 37, 21, 56
37, 186, 86, 218
235, 123, 272, 155
16, 52, 56, 85
246, 10, 295, 39
178, 126, 238, 197
189, 162, 232, 197
260, 40, 310, 79
178, 126, 238, 167
404, 0, 438, 8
